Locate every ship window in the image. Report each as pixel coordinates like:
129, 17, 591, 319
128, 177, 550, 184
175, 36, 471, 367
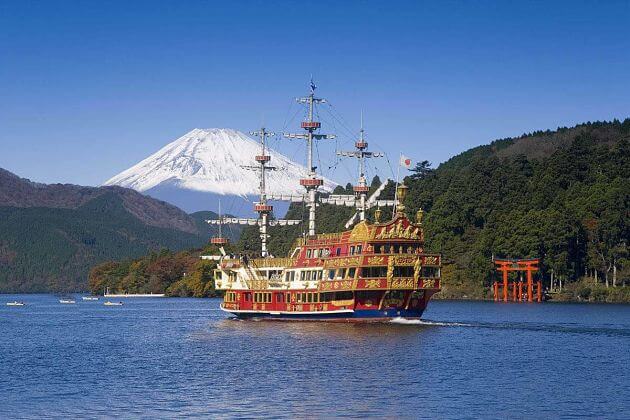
394, 266, 414, 277
244, 293, 251, 302
356, 245, 362, 254
361, 266, 387, 278
306, 249, 312, 258
348, 268, 356, 278
328, 270, 335, 280
314, 293, 319, 303
320, 292, 333, 302
305, 271, 311, 281
421, 267, 439, 278
307, 293, 312, 303
374, 245, 381, 254
336, 248, 341, 256
276, 293, 284, 303
350, 246, 355, 255
334, 291, 353, 301
267, 293, 272, 303
299, 271, 305, 281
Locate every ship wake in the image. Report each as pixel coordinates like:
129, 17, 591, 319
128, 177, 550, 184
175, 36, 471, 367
390, 317, 471, 327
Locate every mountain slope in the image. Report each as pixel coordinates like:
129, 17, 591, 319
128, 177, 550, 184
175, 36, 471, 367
404, 119, 630, 298
0, 168, 198, 234
0, 169, 222, 292
103, 128, 338, 213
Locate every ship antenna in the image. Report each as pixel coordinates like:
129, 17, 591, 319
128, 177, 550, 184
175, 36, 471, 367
283, 78, 336, 236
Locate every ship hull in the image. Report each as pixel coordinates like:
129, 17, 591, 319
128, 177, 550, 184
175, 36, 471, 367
221, 306, 425, 322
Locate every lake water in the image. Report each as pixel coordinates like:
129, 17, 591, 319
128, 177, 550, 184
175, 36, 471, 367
1, 295, 629, 419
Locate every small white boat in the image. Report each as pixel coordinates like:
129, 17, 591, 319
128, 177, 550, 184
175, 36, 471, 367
82, 296, 99, 301
59, 299, 76, 304
6, 301, 25, 306
103, 301, 123, 306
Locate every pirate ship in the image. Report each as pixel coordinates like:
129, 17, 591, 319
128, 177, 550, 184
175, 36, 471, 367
205, 83, 441, 321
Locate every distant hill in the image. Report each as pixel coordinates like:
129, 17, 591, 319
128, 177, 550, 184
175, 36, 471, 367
0, 169, 233, 292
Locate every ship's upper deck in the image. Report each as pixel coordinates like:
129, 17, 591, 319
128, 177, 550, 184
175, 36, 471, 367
218, 212, 440, 271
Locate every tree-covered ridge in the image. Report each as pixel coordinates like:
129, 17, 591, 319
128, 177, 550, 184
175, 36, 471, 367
88, 247, 221, 297
405, 119, 629, 299
0, 193, 209, 292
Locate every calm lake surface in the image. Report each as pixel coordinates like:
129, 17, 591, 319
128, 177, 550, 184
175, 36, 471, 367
1, 295, 629, 419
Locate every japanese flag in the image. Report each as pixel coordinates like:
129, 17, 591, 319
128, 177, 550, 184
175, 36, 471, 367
400, 154, 412, 169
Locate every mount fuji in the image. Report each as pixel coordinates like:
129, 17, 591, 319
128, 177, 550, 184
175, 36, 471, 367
103, 128, 338, 215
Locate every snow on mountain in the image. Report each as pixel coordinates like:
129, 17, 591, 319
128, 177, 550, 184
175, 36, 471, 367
103, 129, 338, 214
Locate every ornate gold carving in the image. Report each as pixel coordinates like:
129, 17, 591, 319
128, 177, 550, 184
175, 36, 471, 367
387, 257, 394, 281
423, 278, 436, 288
323, 257, 361, 269
249, 280, 269, 290
367, 256, 385, 266
416, 208, 424, 225
414, 257, 422, 281
391, 278, 415, 289
376, 220, 422, 240
424, 256, 439, 265
350, 221, 373, 242
365, 279, 381, 289
392, 255, 416, 265
319, 280, 354, 291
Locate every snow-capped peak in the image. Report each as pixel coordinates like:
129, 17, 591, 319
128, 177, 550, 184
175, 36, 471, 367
103, 128, 337, 197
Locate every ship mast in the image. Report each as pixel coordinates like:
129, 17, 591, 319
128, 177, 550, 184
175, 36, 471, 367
249, 127, 275, 257
207, 129, 301, 256
336, 113, 384, 222
210, 200, 229, 245
283, 80, 335, 236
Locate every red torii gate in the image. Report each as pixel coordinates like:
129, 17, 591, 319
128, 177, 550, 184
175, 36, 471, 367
493, 258, 542, 303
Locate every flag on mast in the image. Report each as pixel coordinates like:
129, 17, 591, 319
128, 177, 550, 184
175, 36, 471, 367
399, 154, 412, 169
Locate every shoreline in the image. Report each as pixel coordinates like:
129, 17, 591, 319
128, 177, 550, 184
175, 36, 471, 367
1, 292, 628, 305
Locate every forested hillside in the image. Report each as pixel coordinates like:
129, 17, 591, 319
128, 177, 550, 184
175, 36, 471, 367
0, 169, 231, 292
404, 120, 629, 300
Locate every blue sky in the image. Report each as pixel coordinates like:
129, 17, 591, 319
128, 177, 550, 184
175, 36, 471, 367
1, 0, 629, 186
